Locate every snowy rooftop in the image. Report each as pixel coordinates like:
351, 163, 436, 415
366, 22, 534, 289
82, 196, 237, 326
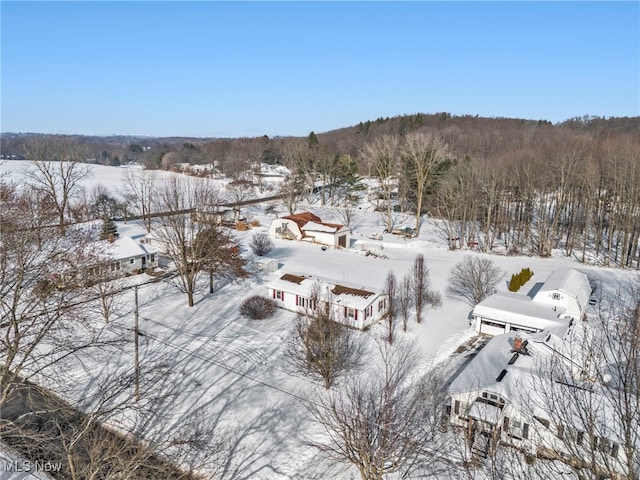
535, 268, 591, 298
302, 221, 343, 233
473, 292, 570, 335
266, 271, 383, 310
97, 236, 157, 261
448, 328, 622, 438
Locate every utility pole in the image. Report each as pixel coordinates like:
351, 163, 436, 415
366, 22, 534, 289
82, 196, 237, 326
134, 285, 140, 402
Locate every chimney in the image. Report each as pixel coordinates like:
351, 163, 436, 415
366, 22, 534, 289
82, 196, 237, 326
512, 335, 523, 353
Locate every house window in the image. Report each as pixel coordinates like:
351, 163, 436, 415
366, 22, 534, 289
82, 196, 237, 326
129, 258, 135, 264
276, 290, 283, 300
454, 400, 460, 415
611, 443, 619, 457
150, 254, 155, 262
347, 308, 355, 319
552, 293, 561, 300
576, 431, 584, 446
522, 423, 529, 439
364, 305, 373, 318
378, 298, 387, 311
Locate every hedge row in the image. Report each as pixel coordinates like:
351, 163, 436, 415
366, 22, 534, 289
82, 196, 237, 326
508, 268, 534, 292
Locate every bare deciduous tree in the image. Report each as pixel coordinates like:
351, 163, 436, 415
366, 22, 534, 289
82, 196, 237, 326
120, 169, 157, 233
250, 232, 274, 257
23, 136, 90, 232
287, 284, 366, 389
360, 135, 399, 233
226, 179, 255, 219
382, 271, 398, 344
398, 275, 413, 332
305, 340, 450, 480
278, 174, 305, 216
446, 256, 505, 306
153, 176, 236, 306
401, 132, 448, 235
411, 253, 440, 324
0, 182, 110, 405
333, 201, 359, 229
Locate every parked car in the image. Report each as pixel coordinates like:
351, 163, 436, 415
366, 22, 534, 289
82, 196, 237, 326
384, 226, 416, 237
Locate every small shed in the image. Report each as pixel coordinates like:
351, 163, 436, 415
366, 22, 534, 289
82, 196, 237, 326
255, 257, 278, 273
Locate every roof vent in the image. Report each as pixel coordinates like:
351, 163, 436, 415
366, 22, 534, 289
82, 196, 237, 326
508, 353, 519, 365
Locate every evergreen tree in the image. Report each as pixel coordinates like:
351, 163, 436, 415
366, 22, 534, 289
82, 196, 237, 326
100, 216, 118, 240
307, 131, 319, 149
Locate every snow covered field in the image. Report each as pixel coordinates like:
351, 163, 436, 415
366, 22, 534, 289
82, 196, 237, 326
2, 160, 638, 479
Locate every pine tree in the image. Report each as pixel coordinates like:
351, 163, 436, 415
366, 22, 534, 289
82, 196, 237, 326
100, 216, 118, 240
307, 131, 319, 149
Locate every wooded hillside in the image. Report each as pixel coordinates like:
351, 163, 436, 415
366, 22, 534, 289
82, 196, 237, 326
2, 113, 640, 268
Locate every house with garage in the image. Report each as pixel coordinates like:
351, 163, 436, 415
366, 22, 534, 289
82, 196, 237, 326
472, 292, 570, 336
448, 330, 628, 477
269, 212, 350, 248
472, 268, 591, 336
265, 272, 387, 329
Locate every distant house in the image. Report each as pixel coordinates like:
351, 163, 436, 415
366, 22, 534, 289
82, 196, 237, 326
54, 236, 158, 287
448, 330, 628, 476
101, 236, 158, 274
472, 268, 591, 336
265, 272, 388, 329
269, 212, 350, 248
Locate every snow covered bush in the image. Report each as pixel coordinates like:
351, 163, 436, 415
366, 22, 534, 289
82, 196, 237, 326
240, 295, 277, 320
250, 233, 274, 257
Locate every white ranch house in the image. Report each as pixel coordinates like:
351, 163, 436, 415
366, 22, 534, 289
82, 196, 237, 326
448, 330, 629, 477
265, 272, 388, 330
54, 236, 158, 287
95, 236, 158, 274
472, 268, 592, 336
269, 212, 350, 248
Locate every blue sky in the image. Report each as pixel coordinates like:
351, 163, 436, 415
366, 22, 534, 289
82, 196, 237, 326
2, 1, 639, 138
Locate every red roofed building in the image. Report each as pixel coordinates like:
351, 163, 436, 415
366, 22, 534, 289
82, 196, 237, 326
269, 211, 350, 248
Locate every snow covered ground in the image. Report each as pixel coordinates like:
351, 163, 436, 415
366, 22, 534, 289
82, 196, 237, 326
2, 161, 638, 479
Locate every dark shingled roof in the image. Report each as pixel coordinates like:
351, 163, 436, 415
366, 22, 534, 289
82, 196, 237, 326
332, 284, 375, 298
280, 273, 307, 285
